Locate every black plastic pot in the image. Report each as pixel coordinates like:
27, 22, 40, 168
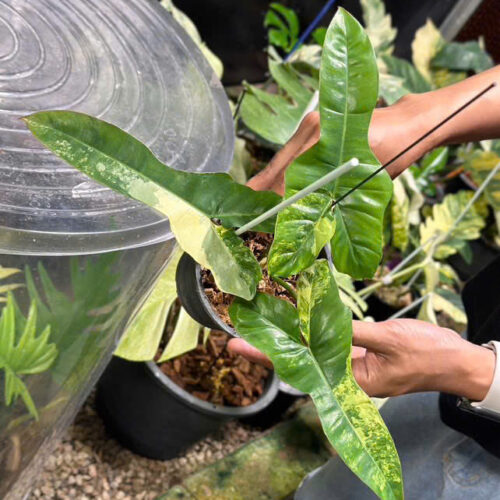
96, 356, 280, 460
176, 252, 237, 335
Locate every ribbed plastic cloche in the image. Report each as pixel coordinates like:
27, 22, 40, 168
0, 0, 234, 255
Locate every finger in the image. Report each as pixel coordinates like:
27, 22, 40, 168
227, 338, 273, 369
351, 345, 366, 360
351, 357, 377, 397
352, 321, 393, 354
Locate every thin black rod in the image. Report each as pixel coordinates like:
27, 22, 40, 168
232, 87, 248, 120
331, 82, 496, 208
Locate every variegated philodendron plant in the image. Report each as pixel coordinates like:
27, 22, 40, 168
25, 9, 402, 499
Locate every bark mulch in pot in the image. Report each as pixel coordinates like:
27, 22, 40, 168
157, 330, 269, 407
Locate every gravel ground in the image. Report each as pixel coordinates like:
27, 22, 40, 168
29, 392, 263, 500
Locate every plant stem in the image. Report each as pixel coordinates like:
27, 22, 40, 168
359, 262, 426, 297
235, 157, 359, 235
273, 277, 298, 300
388, 294, 430, 320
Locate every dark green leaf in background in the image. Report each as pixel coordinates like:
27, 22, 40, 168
432, 41, 493, 74
265, 3, 300, 53
240, 61, 316, 146
382, 55, 431, 94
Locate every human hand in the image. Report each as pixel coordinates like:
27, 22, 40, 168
228, 318, 495, 401
246, 95, 438, 194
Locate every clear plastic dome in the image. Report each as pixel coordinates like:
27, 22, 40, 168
0, 1, 233, 498
0, 0, 234, 255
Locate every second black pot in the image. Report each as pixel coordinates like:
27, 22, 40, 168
176, 252, 236, 335
96, 356, 280, 460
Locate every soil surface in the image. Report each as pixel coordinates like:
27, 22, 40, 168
202, 232, 296, 327
157, 330, 269, 407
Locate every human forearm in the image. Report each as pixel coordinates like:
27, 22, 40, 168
372, 66, 500, 177
249, 66, 500, 191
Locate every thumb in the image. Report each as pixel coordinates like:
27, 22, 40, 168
227, 338, 273, 369
352, 321, 393, 354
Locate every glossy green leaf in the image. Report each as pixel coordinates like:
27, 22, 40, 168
230, 260, 403, 500
0, 295, 58, 419
25, 111, 276, 300
420, 191, 485, 259
432, 40, 493, 74
240, 60, 315, 145
115, 248, 183, 361
269, 9, 392, 279
382, 55, 431, 94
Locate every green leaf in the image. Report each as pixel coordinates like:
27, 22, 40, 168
230, 260, 403, 500
463, 150, 500, 233
158, 308, 201, 362
269, 9, 392, 279
378, 73, 408, 105
391, 177, 410, 251
412, 19, 444, 83
0, 267, 23, 303
312, 27, 327, 46
431, 68, 467, 89
240, 61, 315, 145
24, 256, 120, 389
382, 55, 431, 94
433, 288, 467, 324
419, 260, 467, 325
360, 0, 397, 56
399, 170, 424, 225
432, 40, 493, 74
25, 111, 277, 300
420, 191, 485, 259
411, 146, 449, 196
456, 241, 473, 264
115, 248, 183, 361
265, 3, 300, 53
0, 295, 58, 419
329, 261, 368, 319
0, 267, 21, 281
229, 137, 252, 184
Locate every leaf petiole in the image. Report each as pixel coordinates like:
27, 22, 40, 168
236, 157, 359, 235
